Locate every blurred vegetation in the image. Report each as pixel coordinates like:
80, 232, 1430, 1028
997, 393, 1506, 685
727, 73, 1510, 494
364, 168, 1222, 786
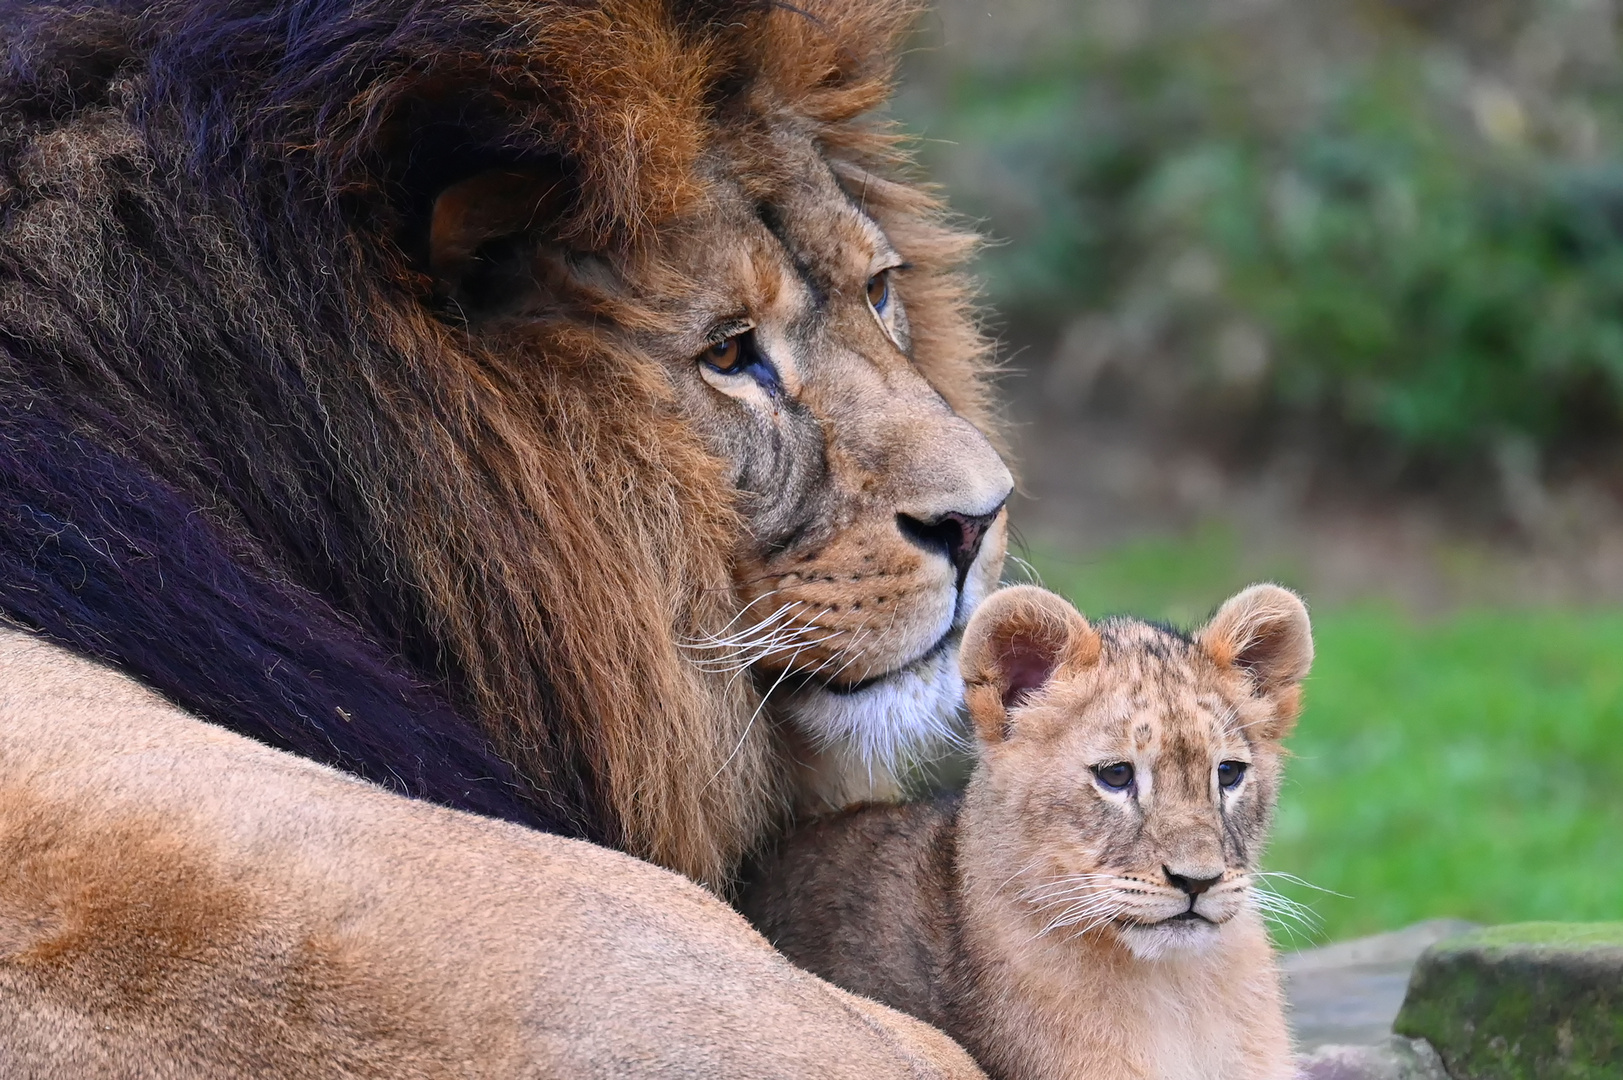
901, 0, 1623, 459
1031, 537, 1623, 942
904, 2, 1623, 943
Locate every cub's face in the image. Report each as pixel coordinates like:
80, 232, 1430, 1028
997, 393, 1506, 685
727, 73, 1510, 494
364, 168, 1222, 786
959, 585, 1313, 960
428, 130, 1012, 781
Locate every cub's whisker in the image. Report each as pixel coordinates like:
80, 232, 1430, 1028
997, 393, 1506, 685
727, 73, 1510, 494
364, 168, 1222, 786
1247, 885, 1324, 946
1250, 871, 1350, 898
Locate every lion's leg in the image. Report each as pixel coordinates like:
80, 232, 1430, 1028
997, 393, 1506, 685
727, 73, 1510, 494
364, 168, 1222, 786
0, 629, 983, 1080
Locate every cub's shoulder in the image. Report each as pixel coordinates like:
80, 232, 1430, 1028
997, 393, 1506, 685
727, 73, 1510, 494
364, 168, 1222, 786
739, 793, 966, 1029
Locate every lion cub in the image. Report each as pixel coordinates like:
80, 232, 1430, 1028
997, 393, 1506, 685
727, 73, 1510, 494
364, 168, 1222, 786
742, 584, 1312, 1080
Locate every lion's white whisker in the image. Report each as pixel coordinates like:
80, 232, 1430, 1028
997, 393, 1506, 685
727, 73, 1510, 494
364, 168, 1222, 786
704, 634, 824, 789
680, 600, 804, 651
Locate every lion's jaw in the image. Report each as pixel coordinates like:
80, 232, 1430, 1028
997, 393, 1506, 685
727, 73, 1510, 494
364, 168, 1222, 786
767, 514, 1007, 805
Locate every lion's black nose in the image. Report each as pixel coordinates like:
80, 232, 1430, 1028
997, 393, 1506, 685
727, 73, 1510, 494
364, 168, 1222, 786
1164, 867, 1222, 897
897, 507, 1002, 590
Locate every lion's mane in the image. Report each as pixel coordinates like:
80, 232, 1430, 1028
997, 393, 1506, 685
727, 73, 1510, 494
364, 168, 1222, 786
0, 0, 993, 885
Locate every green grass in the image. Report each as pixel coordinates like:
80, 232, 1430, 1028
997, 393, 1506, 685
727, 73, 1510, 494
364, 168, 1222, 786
1027, 533, 1623, 944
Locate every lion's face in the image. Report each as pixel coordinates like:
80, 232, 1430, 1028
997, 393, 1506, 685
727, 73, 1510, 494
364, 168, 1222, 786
959, 585, 1313, 960
453, 131, 1012, 781
669, 139, 1014, 772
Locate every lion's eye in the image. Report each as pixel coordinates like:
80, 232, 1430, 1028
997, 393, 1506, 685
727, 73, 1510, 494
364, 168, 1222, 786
702, 334, 746, 373
1217, 760, 1248, 789
866, 270, 890, 314
1093, 762, 1134, 791
696, 330, 782, 396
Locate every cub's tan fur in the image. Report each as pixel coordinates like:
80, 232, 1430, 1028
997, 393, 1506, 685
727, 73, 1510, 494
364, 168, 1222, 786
0, 628, 985, 1079
743, 584, 1313, 1080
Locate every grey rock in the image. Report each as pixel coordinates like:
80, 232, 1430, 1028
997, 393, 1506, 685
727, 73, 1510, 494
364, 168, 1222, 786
1284, 919, 1480, 1051
1393, 922, 1623, 1079
1296, 1036, 1451, 1080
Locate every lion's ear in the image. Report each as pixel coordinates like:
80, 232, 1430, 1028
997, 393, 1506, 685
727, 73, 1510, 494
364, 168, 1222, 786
960, 586, 1099, 744
1197, 584, 1313, 738
428, 166, 567, 294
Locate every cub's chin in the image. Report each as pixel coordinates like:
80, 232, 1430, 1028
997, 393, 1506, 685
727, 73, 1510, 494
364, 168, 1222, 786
774, 638, 966, 810
1114, 916, 1226, 961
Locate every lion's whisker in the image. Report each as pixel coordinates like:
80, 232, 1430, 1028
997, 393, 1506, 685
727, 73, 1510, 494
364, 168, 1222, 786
1002, 554, 1043, 587
704, 633, 826, 790
686, 625, 844, 674
680, 598, 802, 650
685, 593, 796, 642
684, 605, 844, 674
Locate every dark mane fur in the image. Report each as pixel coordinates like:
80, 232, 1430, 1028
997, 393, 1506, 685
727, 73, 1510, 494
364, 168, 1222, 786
0, 0, 977, 885
0, 396, 576, 832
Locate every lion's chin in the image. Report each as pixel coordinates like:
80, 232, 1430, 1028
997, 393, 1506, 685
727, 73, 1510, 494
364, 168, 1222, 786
778, 639, 966, 780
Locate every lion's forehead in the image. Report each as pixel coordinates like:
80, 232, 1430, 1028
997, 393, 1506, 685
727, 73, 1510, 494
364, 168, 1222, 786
657, 140, 882, 279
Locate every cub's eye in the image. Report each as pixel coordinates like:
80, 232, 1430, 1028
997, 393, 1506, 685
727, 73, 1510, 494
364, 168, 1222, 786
1217, 760, 1248, 789
702, 334, 746, 373
866, 270, 891, 314
1093, 762, 1134, 791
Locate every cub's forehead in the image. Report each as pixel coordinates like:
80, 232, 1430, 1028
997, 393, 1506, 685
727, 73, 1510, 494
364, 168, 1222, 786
1063, 619, 1246, 749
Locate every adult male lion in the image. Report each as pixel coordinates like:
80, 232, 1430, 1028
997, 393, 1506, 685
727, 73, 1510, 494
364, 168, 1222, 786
0, 0, 1009, 1073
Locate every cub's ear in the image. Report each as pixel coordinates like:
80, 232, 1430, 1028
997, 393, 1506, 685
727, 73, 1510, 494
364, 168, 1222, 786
429, 165, 567, 295
1197, 584, 1313, 738
960, 586, 1100, 744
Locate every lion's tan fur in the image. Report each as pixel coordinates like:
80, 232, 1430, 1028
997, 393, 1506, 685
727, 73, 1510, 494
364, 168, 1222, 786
0, 627, 984, 1078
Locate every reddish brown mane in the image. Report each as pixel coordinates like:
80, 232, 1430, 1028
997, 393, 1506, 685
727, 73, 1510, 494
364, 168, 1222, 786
0, 0, 998, 886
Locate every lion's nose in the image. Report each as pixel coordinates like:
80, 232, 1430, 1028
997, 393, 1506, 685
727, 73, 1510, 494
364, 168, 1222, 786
1164, 866, 1223, 897
897, 507, 1003, 590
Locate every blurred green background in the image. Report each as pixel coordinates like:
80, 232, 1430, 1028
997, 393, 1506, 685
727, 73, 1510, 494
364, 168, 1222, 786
894, 0, 1623, 942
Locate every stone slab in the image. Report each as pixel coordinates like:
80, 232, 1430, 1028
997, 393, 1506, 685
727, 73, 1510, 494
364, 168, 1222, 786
1393, 922, 1623, 1079
1284, 919, 1480, 1050
1297, 1036, 1451, 1080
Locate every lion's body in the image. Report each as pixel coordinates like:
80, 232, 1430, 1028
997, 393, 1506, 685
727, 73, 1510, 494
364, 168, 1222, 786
0, 628, 984, 1078
0, 0, 1003, 885
0, 0, 1011, 1069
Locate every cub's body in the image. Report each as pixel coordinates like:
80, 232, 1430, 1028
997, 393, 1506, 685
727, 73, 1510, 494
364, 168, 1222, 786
745, 803, 1291, 1080
745, 585, 1311, 1080
744, 798, 970, 1028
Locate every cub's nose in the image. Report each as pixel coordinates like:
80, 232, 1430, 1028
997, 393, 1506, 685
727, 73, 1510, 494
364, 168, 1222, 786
1164, 866, 1223, 897
896, 507, 1003, 590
